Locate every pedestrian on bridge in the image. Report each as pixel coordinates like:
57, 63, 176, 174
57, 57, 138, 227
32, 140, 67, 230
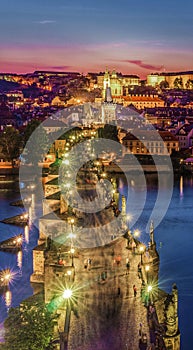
133, 285, 137, 297
126, 261, 130, 274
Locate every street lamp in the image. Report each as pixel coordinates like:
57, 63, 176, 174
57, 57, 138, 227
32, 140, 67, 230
0, 270, 13, 287
67, 270, 72, 281
147, 285, 152, 304
101, 172, 106, 178
63, 288, 72, 299
70, 248, 75, 267
63, 159, 70, 165
145, 265, 150, 283
61, 289, 73, 350
139, 246, 144, 264
70, 218, 75, 232
133, 229, 140, 238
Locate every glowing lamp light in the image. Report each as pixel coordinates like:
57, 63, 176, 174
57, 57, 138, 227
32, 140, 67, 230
126, 214, 132, 221
68, 233, 76, 239
63, 159, 70, 165
4, 273, 11, 281
63, 289, 72, 299
139, 246, 144, 253
147, 285, 153, 293
70, 248, 75, 254
1, 270, 13, 285
65, 183, 71, 189
67, 270, 72, 276
145, 265, 150, 272
5, 290, 12, 308
133, 229, 140, 237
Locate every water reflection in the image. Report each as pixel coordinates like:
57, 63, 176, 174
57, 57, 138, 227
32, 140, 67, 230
17, 251, 22, 269
24, 225, 29, 244
31, 193, 35, 208
180, 176, 184, 197
4, 289, 12, 310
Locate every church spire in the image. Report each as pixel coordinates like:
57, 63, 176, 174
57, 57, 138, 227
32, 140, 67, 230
150, 220, 154, 245
105, 87, 113, 103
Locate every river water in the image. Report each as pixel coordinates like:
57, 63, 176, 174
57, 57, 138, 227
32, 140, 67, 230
0, 174, 192, 349
0, 176, 39, 335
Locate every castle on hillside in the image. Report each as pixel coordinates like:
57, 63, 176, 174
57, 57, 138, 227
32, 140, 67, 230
97, 68, 140, 99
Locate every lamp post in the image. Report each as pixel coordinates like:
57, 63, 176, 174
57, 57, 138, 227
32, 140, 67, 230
139, 246, 144, 265
61, 289, 73, 350
145, 265, 150, 283
70, 218, 74, 232
70, 247, 75, 267
147, 285, 153, 305
67, 270, 72, 281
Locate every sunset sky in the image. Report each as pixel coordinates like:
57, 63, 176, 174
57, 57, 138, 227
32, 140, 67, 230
1, 0, 193, 78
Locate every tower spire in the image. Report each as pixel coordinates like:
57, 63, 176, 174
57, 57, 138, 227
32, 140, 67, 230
150, 220, 154, 245
105, 87, 113, 103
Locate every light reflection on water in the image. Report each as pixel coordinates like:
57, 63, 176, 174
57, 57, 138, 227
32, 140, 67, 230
119, 174, 193, 350
0, 177, 39, 325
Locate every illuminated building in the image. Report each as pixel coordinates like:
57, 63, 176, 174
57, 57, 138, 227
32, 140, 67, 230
102, 69, 123, 98
175, 124, 193, 149
121, 130, 179, 155
123, 94, 165, 109
147, 70, 193, 89
97, 68, 140, 100
51, 96, 65, 107
147, 74, 165, 87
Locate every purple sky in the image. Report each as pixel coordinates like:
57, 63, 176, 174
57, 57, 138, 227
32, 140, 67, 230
1, 0, 193, 77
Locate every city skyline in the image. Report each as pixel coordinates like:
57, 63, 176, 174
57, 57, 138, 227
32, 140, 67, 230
1, 0, 193, 77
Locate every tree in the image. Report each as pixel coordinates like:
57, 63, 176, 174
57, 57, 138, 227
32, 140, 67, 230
185, 79, 193, 90
0, 127, 21, 166
173, 77, 183, 89
24, 122, 49, 165
3, 300, 56, 350
98, 124, 119, 142
23, 119, 41, 145
159, 80, 169, 89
